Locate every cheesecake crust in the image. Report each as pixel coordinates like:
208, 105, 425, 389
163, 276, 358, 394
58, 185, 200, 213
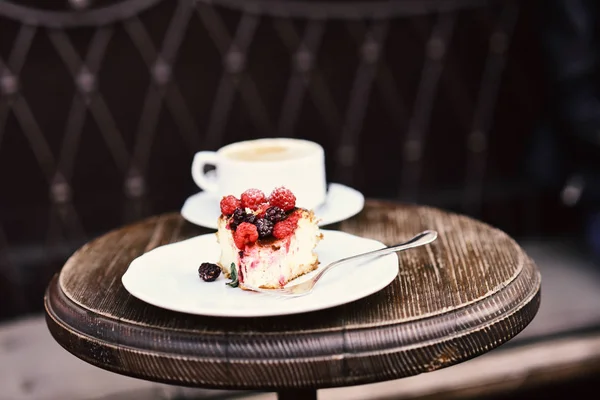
239, 258, 320, 290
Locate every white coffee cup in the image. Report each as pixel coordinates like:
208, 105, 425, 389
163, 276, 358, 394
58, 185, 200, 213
191, 138, 327, 210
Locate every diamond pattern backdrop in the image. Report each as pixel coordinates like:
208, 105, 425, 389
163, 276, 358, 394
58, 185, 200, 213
0, 0, 546, 319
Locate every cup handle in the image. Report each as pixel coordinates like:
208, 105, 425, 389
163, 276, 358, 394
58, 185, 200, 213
191, 151, 219, 193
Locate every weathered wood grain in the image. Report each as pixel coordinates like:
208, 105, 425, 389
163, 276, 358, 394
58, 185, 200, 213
44, 201, 541, 390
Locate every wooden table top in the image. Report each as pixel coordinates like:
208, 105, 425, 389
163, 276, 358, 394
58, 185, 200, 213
44, 200, 541, 390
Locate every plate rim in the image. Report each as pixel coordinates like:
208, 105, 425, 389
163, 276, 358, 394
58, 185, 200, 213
180, 182, 365, 229
122, 229, 398, 318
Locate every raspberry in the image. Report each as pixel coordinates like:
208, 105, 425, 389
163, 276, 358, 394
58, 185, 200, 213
234, 222, 258, 249
198, 262, 221, 282
265, 206, 286, 223
255, 202, 271, 218
220, 195, 241, 216
269, 187, 296, 211
272, 217, 298, 239
241, 189, 266, 210
286, 211, 301, 225
255, 218, 274, 238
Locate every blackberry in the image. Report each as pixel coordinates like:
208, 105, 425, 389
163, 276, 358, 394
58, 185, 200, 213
255, 218, 274, 238
230, 208, 246, 229
265, 206, 286, 223
244, 214, 257, 224
198, 262, 221, 282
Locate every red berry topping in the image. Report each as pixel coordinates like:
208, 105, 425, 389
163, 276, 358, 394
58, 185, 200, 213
233, 222, 259, 249
286, 211, 301, 225
255, 202, 270, 218
269, 187, 296, 211
272, 217, 299, 239
241, 189, 266, 210
220, 195, 241, 216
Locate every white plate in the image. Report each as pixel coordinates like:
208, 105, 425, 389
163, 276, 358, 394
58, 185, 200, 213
181, 183, 365, 229
122, 229, 398, 317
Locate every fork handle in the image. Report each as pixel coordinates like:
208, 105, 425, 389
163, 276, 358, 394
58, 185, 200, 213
314, 230, 438, 280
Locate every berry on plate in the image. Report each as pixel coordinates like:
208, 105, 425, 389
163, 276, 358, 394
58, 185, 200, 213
198, 262, 221, 282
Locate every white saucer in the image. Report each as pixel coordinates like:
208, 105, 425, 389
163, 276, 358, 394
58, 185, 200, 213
181, 183, 365, 229
122, 229, 398, 317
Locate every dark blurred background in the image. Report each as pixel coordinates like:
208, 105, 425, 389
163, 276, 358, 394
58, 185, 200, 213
1, 0, 600, 399
0, 0, 553, 320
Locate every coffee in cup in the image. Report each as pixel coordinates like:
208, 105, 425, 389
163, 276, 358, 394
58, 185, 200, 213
191, 138, 327, 210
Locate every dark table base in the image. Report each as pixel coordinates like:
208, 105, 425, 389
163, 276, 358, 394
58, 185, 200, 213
277, 389, 317, 400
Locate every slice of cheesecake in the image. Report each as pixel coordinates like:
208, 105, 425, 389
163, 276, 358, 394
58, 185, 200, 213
215, 187, 322, 290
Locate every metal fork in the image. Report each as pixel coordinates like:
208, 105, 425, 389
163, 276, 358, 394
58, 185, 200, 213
245, 230, 438, 297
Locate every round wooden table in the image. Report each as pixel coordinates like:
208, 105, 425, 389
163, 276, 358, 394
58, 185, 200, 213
45, 201, 541, 400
